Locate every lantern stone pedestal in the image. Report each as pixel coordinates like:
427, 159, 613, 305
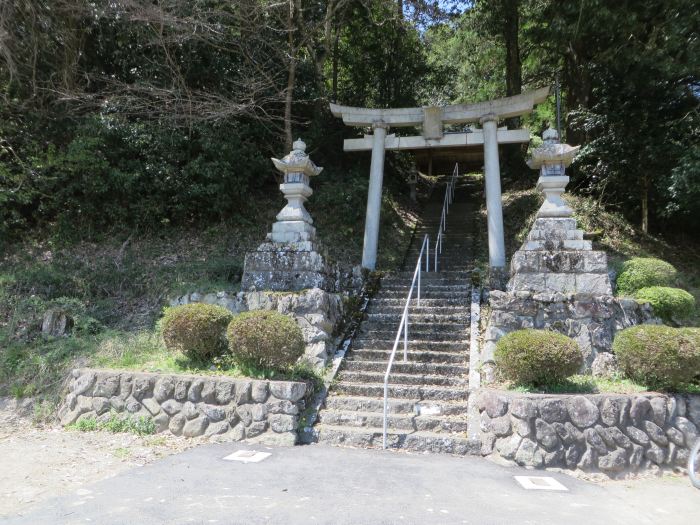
480, 129, 656, 382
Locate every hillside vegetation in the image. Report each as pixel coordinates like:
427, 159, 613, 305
0, 177, 419, 403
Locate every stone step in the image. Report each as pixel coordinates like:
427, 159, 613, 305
315, 424, 478, 455
370, 297, 470, 307
323, 395, 469, 416
317, 410, 469, 433
379, 285, 471, 294
342, 359, 468, 375
376, 289, 471, 299
333, 382, 468, 401
364, 312, 469, 324
354, 332, 468, 344
345, 346, 469, 365
366, 304, 469, 315
381, 277, 471, 285
357, 323, 469, 336
355, 331, 468, 343
384, 271, 472, 279
339, 370, 467, 387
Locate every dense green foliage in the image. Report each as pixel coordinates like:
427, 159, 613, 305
633, 287, 696, 323
226, 311, 305, 371
495, 329, 583, 386
1, 1, 696, 239
613, 325, 700, 389
616, 258, 679, 295
161, 304, 234, 360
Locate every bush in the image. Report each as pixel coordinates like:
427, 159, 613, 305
226, 311, 305, 371
613, 325, 700, 389
161, 303, 234, 360
616, 257, 678, 295
633, 286, 696, 322
495, 329, 583, 386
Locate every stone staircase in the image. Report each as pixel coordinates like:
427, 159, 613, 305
314, 175, 480, 454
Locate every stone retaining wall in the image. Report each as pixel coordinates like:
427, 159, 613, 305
169, 287, 345, 367
483, 291, 657, 376
58, 369, 307, 446
473, 389, 700, 475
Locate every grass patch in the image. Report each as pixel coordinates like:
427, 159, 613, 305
67, 411, 156, 436
500, 374, 699, 395
93, 329, 325, 399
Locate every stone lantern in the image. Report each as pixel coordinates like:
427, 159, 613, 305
527, 127, 580, 218
269, 138, 323, 244
241, 138, 336, 293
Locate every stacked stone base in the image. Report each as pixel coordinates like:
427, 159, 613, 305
474, 390, 700, 475
484, 291, 656, 371
171, 287, 347, 367
508, 218, 611, 296
59, 369, 307, 446
241, 241, 337, 292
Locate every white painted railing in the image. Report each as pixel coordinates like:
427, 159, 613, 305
382, 233, 429, 449
434, 163, 458, 272
382, 164, 460, 449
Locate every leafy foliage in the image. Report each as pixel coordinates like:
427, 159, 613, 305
616, 257, 679, 296
613, 325, 700, 389
161, 304, 234, 360
495, 329, 583, 386
634, 287, 696, 323
226, 311, 305, 371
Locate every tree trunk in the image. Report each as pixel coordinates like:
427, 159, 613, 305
641, 175, 650, 234
501, 0, 525, 179
503, 0, 521, 129
332, 27, 340, 102
284, 57, 296, 151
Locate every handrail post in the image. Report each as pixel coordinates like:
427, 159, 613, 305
417, 263, 421, 306
383, 384, 388, 449
403, 308, 408, 362
426, 239, 430, 273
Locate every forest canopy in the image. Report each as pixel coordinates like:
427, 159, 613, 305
0, 0, 698, 240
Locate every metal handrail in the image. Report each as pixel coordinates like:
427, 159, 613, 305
383, 234, 429, 449
434, 164, 459, 272
381, 163, 460, 449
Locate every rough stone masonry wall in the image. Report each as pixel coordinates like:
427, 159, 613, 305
483, 290, 657, 372
474, 390, 700, 475
170, 287, 345, 367
58, 369, 307, 446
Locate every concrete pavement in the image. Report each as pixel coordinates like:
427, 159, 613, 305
3, 442, 698, 525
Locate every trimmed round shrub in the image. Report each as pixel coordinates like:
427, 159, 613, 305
634, 286, 695, 322
161, 303, 234, 360
494, 329, 583, 386
613, 325, 700, 389
616, 257, 677, 295
226, 310, 304, 371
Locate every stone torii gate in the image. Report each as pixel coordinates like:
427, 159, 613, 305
330, 86, 550, 271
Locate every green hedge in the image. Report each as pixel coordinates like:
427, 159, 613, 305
616, 257, 677, 295
226, 310, 305, 371
634, 286, 695, 322
613, 325, 700, 389
495, 329, 583, 386
161, 303, 234, 360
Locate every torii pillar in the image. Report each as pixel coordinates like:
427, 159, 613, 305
481, 113, 506, 268
363, 121, 388, 269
